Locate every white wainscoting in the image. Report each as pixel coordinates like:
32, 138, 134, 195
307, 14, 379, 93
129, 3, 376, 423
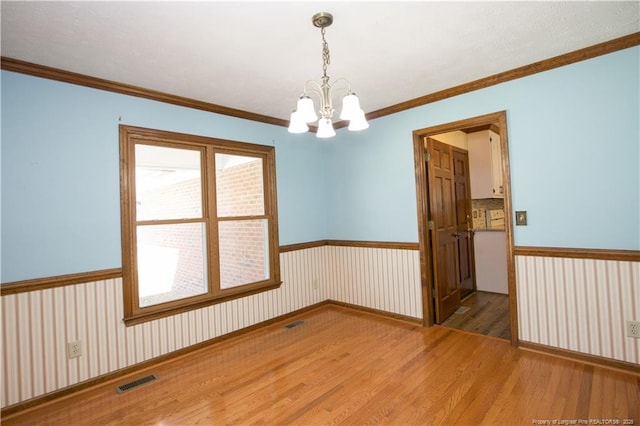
8, 247, 635, 408
325, 246, 422, 320
516, 255, 640, 364
1, 248, 328, 408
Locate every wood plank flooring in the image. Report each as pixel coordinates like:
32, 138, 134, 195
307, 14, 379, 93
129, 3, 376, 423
440, 291, 511, 340
4, 305, 639, 425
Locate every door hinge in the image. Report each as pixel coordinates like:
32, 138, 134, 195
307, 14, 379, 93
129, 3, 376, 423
428, 220, 435, 230
426, 152, 431, 162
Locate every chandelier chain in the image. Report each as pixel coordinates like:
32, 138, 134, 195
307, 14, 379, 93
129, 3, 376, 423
321, 27, 330, 78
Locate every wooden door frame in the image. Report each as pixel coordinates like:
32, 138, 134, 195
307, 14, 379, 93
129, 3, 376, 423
412, 110, 519, 346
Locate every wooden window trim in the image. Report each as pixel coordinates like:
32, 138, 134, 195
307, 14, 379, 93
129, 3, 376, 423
119, 125, 281, 326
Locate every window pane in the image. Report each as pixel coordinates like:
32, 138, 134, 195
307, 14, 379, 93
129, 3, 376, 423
216, 154, 264, 217
218, 219, 269, 289
136, 145, 202, 221
137, 222, 207, 307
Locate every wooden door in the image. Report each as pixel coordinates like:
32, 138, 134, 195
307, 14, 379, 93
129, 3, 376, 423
453, 149, 476, 299
426, 138, 461, 323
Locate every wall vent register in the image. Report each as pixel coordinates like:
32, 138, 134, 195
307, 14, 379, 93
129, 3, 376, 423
116, 374, 158, 394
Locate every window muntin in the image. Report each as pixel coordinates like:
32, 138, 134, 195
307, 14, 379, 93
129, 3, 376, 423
120, 126, 280, 325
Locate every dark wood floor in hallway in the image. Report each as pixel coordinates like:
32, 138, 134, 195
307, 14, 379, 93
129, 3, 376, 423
4, 305, 639, 425
441, 291, 511, 340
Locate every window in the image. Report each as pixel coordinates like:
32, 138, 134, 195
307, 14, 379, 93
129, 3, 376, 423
119, 125, 280, 325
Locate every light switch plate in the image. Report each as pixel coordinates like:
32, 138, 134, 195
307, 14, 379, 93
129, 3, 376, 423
515, 211, 527, 226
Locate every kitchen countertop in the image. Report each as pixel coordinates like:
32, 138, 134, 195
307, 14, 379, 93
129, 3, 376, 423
474, 228, 505, 232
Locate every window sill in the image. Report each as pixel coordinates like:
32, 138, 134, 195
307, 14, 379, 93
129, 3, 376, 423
123, 281, 282, 326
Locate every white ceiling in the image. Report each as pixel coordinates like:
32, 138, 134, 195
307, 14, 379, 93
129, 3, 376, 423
1, 1, 638, 122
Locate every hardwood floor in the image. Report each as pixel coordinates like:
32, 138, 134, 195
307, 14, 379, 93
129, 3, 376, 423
441, 291, 511, 340
4, 305, 639, 425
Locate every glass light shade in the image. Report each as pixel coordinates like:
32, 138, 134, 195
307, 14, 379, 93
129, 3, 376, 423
296, 96, 318, 123
316, 118, 336, 138
339, 93, 361, 120
348, 109, 369, 131
288, 111, 309, 134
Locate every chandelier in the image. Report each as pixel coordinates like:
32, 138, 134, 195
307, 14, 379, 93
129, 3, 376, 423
288, 12, 369, 138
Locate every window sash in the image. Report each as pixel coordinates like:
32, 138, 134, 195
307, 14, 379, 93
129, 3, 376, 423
218, 218, 270, 289
136, 222, 208, 307
135, 144, 204, 221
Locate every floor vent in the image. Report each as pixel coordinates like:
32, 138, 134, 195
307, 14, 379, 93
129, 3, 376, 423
284, 320, 305, 329
116, 374, 158, 394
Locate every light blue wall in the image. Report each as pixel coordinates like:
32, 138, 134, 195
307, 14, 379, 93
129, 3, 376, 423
325, 46, 640, 250
2, 46, 638, 281
1, 71, 327, 282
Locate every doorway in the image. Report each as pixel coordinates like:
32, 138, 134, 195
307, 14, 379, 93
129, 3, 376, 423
412, 111, 518, 346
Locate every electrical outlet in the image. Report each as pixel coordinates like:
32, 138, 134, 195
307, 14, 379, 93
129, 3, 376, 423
312, 279, 319, 290
68, 340, 82, 359
626, 320, 640, 339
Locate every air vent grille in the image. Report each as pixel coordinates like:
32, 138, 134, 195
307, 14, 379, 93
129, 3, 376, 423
284, 320, 305, 329
116, 374, 158, 394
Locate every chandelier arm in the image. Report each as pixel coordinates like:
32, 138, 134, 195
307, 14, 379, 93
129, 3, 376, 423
303, 80, 324, 96
304, 79, 354, 100
303, 80, 335, 119
300, 78, 358, 121
303, 82, 323, 115
324, 77, 355, 96
329, 77, 353, 94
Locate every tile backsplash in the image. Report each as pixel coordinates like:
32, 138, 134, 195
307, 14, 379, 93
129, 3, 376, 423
472, 198, 504, 211
471, 198, 505, 230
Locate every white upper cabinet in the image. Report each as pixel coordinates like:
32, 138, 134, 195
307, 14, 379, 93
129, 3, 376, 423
468, 129, 504, 198
489, 130, 504, 198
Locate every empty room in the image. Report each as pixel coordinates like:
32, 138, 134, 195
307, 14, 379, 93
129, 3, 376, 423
1, 2, 639, 424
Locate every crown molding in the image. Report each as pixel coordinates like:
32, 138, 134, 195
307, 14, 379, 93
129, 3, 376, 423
0, 57, 289, 128
3, 32, 638, 130
363, 31, 640, 123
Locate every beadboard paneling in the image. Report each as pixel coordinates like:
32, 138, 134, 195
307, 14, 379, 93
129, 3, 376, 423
516, 255, 639, 364
4, 245, 637, 409
1, 248, 327, 408
325, 246, 422, 320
